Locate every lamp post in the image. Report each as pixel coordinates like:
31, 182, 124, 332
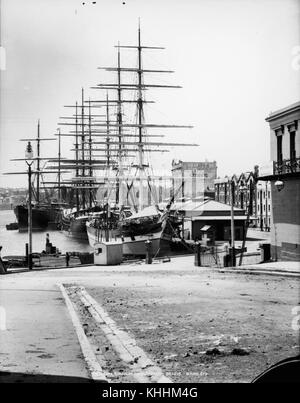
265, 181, 268, 231
238, 182, 252, 266
25, 142, 34, 270
230, 179, 236, 266
257, 183, 263, 231
274, 179, 285, 261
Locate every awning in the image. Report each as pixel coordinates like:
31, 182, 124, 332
190, 215, 247, 221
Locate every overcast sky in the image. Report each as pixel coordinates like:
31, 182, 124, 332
1, 0, 299, 187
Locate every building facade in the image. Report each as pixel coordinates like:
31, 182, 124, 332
171, 160, 217, 200
181, 199, 247, 242
214, 170, 271, 230
261, 101, 300, 261
256, 180, 272, 231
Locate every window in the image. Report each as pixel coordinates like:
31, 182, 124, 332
290, 131, 296, 160
277, 134, 283, 163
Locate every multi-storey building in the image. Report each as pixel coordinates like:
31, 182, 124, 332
259, 101, 300, 261
214, 169, 271, 230
256, 180, 272, 231
171, 160, 217, 200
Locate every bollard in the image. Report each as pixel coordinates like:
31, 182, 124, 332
25, 243, 29, 266
28, 253, 33, 270
228, 247, 236, 267
194, 242, 201, 267
0, 246, 6, 274
260, 243, 271, 263
65, 252, 70, 267
145, 240, 153, 264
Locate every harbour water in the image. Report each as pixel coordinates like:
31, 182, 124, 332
0, 209, 92, 256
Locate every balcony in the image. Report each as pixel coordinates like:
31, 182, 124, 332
274, 157, 300, 175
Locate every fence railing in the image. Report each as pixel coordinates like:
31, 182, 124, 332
274, 157, 300, 175
196, 245, 261, 268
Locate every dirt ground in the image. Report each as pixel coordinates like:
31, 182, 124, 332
84, 268, 299, 383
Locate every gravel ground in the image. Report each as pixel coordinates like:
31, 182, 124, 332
85, 268, 299, 383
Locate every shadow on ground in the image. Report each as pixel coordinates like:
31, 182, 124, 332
0, 371, 105, 383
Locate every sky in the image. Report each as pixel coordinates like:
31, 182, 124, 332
0, 0, 300, 187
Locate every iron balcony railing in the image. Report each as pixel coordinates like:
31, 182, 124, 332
274, 157, 300, 175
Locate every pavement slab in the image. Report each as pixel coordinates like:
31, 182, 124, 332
0, 281, 90, 382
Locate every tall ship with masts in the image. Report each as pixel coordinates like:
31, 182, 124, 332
85, 26, 198, 256
48, 90, 116, 240
9, 121, 68, 232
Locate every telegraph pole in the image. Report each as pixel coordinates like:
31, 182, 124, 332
25, 142, 34, 270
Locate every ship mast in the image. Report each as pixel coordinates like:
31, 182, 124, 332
81, 88, 86, 210
36, 120, 40, 203
7, 129, 63, 199
58, 128, 61, 202
116, 43, 124, 207
54, 96, 118, 204
92, 24, 196, 212
137, 24, 145, 211
75, 102, 80, 210
106, 93, 110, 168
88, 99, 93, 208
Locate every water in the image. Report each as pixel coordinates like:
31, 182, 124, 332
0, 210, 92, 256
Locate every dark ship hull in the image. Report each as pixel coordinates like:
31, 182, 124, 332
14, 204, 63, 232
61, 214, 89, 241
14, 205, 49, 232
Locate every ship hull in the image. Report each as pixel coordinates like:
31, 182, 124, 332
60, 206, 106, 241
14, 205, 49, 232
87, 222, 172, 257
61, 214, 89, 241
14, 204, 64, 232
86, 223, 119, 246
122, 230, 171, 257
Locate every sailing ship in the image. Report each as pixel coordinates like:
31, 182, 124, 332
14, 203, 61, 232
9, 122, 67, 232
85, 26, 198, 256
46, 91, 119, 240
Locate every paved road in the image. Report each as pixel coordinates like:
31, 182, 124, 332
0, 255, 299, 382
0, 277, 89, 381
